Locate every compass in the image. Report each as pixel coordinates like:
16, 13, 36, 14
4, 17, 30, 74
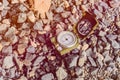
57, 31, 77, 48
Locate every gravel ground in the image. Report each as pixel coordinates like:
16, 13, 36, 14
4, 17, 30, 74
0, 0, 120, 80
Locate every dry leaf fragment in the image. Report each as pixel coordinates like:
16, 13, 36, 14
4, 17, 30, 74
33, 0, 51, 18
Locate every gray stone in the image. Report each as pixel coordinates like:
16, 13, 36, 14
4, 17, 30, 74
56, 6, 64, 13
104, 53, 112, 62
2, 55, 14, 69
85, 48, 92, 56
41, 73, 54, 80
69, 56, 79, 67
3, 0, 9, 7
1, 9, 8, 17
111, 40, 120, 49
33, 21, 43, 31
68, 15, 78, 24
105, 43, 111, 50
56, 67, 68, 80
43, 45, 48, 52
116, 56, 120, 63
88, 56, 97, 67
99, 31, 106, 36
27, 46, 35, 53
100, 1, 109, 9
106, 34, 117, 41
19, 4, 27, 12
94, 9, 103, 18
9, 67, 16, 78
2, 46, 12, 54
91, 68, 99, 75
33, 56, 45, 66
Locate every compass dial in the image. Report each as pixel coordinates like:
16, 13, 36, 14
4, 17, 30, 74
57, 31, 77, 48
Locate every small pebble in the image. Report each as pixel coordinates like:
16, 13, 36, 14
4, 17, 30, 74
17, 13, 27, 23
27, 45, 35, 53
56, 67, 68, 80
2, 55, 14, 69
27, 11, 36, 23
33, 21, 43, 31
17, 44, 27, 54
69, 56, 79, 67
111, 40, 120, 49
33, 56, 45, 66
41, 73, 54, 80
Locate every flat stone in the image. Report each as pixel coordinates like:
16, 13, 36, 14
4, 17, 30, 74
69, 56, 79, 67
33, 56, 45, 66
56, 6, 64, 13
104, 53, 112, 62
99, 31, 106, 36
109, 0, 120, 8
2, 19, 10, 25
85, 48, 92, 56
3, 0, 9, 7
116, 56, 120, 63
17, 44, 27, 54
0, 24, 9, 33
61, 11, 71, 18
100, 1, 109, 9
2, 46, 12, 54
27, 11, 36, 23
9, 67, 16, 78
106, 34, 117, 41
19, 4, 27, 12
27, 45, 35, 53
17, 13, 27, 23
33, 21, 43, 31
88, 56, 97, 67
0, 2, 4, 10
42, 45, 48, 52
41, 73, 54, 80
1, 9, 8, 17
94, 9, 103, 18
111, 40, 120, 49
56, 67, 68, 80
4, 27, 16, 41
2, 55, 14, 69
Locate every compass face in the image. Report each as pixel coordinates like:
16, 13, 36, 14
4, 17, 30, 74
57, 31, 77, 48
77, 19, 92, 36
